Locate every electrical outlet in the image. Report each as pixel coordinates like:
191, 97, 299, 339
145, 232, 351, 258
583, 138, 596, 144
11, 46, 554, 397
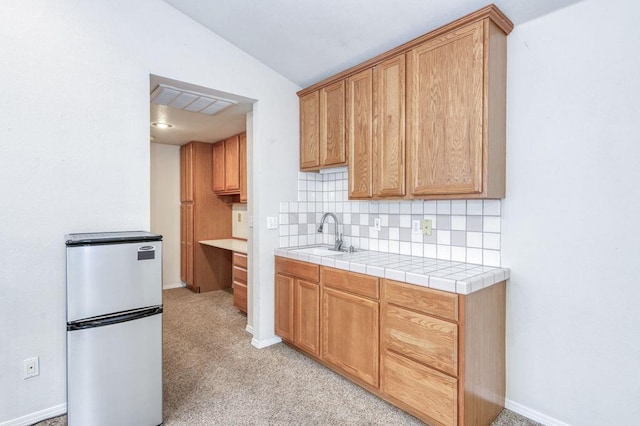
266, 216, 278, 229
421, 219, 432, 236
411, 220, 421, 234
374, 218, 381, 231
23, 357, 39, 379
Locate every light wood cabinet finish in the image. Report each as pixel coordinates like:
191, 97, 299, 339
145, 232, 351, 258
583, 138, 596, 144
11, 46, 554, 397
224, 135, 240, 192
211, 141, 225, 193
275, 257, 321, 357
321, 286, 379, 388
239, 132, 247, 203
407, 21, 483, 197
381, 278, 506, 425
322, 266, 379, 299
294, 279, 320, 356
180, 142, 232, 293
232, 252, 248, 314
300, 91, 320, 169
180, 202, 193, 285
320, 80, 347, 167
180, 143, 193, 202
274, 257, 506, 425
213, 134, 244, 196
373, 54, 405, 197
347, 69, 373, 198
298, 5, 511, 200
382, 351, 458, 426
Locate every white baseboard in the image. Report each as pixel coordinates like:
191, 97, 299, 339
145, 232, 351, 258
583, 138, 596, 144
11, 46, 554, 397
505, 399, 570, 426
251, 335, 282, 348
0, 403, 66, 426
163, 282, 185, 290
245, 324, 254, 335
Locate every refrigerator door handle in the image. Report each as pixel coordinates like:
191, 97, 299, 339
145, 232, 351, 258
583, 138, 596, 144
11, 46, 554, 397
67, 306, 163, 331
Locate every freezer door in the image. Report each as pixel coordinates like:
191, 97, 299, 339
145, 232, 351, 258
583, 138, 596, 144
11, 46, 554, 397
67, 313, 162, 426
67, 241, 162, 322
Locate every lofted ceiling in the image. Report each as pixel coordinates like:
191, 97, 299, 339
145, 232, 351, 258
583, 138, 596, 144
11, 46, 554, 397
152, 0, 583, 146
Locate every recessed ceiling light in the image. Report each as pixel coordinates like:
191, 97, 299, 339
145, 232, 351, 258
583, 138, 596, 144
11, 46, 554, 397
152, 122, 172, 129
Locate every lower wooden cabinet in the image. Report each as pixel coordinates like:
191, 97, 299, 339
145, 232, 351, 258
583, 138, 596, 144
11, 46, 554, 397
274, 257, 320, 357
232, 252, 247, 314
321, 268, 379, 388
273, 257, 506, 425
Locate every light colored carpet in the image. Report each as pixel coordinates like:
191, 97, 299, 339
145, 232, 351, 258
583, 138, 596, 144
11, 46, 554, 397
34, 288, 541, 425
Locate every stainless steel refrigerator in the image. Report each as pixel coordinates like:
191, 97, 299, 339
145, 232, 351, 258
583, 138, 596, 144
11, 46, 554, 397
65, 231, 163, 426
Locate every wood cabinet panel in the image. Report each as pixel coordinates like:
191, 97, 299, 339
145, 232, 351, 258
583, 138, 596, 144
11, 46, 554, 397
322, 266, 379, 299
212, 141, 226, 193
233, 252, 247, 269
224, 135, 240, 192
275, 257, 320, 283
383, 304, 458, 377
384, 279, 458, 321
239, 132, 247, 203
321, 287, 379, 388
274, 272, 295, 342
233, 265, 247, 284
233, 281, 247, 313
319, 80, 347, 167
180, 144, 193, 202
181, 142, 233, 293
373, 54, 405, 197
300, 91, 320, 169
407, 22, 484, 196
294, 280, 320, 357
382, 351, 457, 426
347, 69, 373, 198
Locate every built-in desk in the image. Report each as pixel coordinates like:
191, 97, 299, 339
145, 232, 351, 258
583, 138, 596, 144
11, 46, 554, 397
199, 239, 248, 313
199, 239, 247, 254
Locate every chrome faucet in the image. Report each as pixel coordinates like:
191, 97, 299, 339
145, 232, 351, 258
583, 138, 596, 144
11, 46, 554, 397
317, 212, 343, 251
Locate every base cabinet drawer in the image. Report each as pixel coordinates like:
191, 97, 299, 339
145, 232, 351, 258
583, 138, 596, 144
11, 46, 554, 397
233, 281, 247, 313
382, 352, 457, 426
383, 304, 458, 376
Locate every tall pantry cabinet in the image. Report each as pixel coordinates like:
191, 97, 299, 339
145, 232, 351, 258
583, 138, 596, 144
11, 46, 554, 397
180, 142, 233, 293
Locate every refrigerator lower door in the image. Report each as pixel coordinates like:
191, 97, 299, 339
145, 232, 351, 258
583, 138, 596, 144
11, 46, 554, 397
67, 313, 162, 426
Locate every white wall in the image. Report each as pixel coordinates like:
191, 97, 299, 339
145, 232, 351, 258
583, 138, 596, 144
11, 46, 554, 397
150, 143, 181, 289
0, 0, 298, 423
503, 0, 640, 424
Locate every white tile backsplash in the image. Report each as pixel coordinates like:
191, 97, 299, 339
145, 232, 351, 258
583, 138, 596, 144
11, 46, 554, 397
277, 170, 503, 266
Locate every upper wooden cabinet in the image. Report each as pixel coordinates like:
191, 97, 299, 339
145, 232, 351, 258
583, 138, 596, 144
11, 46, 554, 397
239, 132, 247, 203
407, 20, 506, 198
212, 132, 247, 202
298, 5, 512, 200
346, 69, 373, 198
373, 54, 406, 198
299, 81, 347, 171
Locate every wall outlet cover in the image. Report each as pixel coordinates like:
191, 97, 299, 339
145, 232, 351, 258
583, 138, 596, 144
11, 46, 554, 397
422, 219, 432, 236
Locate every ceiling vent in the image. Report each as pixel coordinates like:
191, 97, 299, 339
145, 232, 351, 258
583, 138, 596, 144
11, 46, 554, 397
150, 84, 238, 115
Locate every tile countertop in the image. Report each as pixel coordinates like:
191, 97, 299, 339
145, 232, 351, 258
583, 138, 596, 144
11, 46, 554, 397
200, 239, 248, 254
274, 245, 509, 295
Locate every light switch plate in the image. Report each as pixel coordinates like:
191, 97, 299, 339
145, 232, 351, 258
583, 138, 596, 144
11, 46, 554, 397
374, 218, 381, 231
411, 220, 421, 234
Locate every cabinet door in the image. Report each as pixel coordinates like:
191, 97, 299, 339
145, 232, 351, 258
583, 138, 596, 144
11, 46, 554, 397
180, 203, 194, 286
347, 69, 373, 198
407, 21, 484, 196
382, 351, 457, 426
300, 91, 320, 170
275, 273, 295, 342
373, 55, 405, 197
320, 80, 346, 167
212, 141, 226, 192
239, 132, 247, 202
180, 143, 193, 202
224, 135, 240, 192
295, 279, 320, 357
322, 287, 379, 388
